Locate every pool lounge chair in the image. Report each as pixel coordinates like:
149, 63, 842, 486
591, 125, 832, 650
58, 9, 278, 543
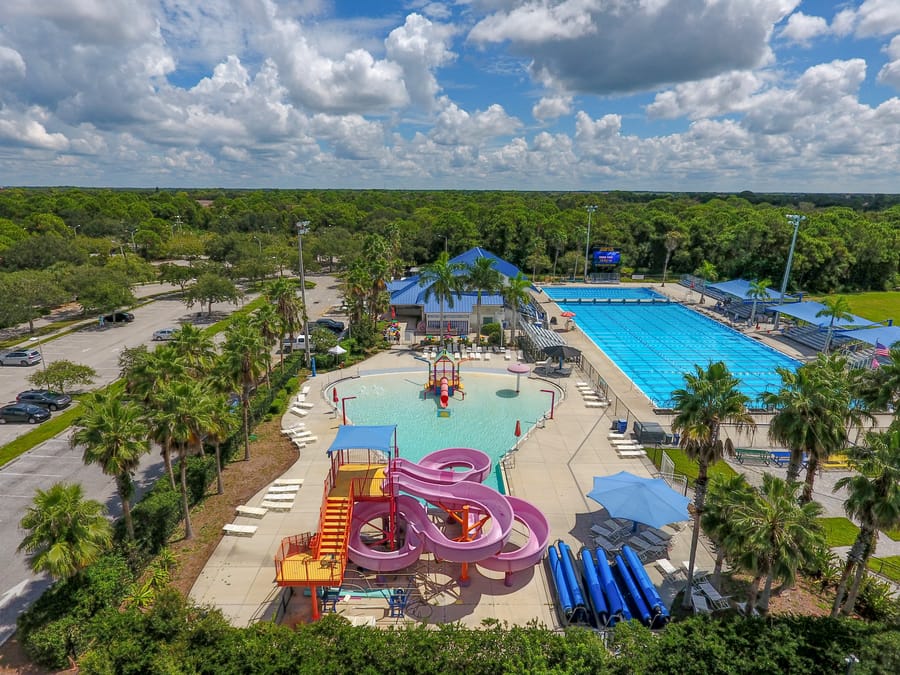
691, 592, 712, 614
594, 535, 621, 553
654, 558, 683, 581
696, 580, 731, 610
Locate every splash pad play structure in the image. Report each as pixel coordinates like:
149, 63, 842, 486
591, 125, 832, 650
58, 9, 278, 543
274, 425, 550, 620
425, 350, 464, 413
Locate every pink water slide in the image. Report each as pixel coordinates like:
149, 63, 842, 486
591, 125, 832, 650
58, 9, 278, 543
439, 377, 449, 408
391, 447, 492, 484
346, 449, 550, 575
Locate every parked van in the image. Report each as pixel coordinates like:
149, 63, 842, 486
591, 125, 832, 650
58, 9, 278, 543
282, 335, 315, 353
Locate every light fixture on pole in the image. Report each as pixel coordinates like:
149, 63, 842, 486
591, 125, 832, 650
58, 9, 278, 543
295, 221, 312, 370
583, 205, 597, 282
29, 337, 46, 371
774, 214, 805, 330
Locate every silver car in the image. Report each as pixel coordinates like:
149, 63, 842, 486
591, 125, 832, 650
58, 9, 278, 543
0, 349, 42, 366
152, 328, 177, 341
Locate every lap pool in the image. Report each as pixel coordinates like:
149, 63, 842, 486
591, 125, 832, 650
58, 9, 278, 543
329, 371, 555, 491
542, 286, 798, 408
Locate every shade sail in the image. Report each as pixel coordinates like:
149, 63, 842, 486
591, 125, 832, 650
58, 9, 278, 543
707, 279, 781, 302
766, 301, 874, 329
327, 425, 396, 455
840, 325, 900, 348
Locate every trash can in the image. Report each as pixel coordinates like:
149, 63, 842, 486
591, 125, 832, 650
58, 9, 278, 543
616, 419, 628, 434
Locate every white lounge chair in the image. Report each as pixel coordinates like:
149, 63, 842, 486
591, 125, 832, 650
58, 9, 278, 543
585, 401, 606, 408
297, 402, 315, 409
263, 493, 295, 502
261, 500, 292, 511
483, 351, 491, 361
289, 406, 308, 417
504, 351, 511, 360
281, 424, 307, 435
301, 385, 311, 395
235, 505, 267, 518
273, 478, 304, 486
617, 449, 646, 458
223, 523, 258, 536
267, 485, 300, 493
654, 558, 682, 581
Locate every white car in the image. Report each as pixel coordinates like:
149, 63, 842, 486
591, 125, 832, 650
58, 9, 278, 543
282, 335, 315, 353
152, 328, 177, 341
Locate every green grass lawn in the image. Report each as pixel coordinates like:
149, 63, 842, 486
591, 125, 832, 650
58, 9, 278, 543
883, 526, 900, 542
868, 556, 900, 583
645, 447, 738, 486
817, 517, 860, 548
810, 291, 900, 324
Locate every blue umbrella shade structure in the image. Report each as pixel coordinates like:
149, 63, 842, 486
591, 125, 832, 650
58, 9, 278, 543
587, 471, 690, 530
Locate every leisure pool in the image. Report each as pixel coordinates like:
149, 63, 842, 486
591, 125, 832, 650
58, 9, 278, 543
329, 371, 556, 491
543, 286, 797, 408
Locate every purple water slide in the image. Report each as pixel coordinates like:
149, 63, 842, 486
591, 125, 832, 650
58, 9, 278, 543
478, 495, 551, 573
388, 473, 515, 562
346, 496, 427, 572
394, 447, 492, 484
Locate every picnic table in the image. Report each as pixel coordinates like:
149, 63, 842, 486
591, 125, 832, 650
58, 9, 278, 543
735, 448, 772, 465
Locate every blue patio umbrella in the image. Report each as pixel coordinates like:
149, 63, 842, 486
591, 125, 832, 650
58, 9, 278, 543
587, 471, 691, 530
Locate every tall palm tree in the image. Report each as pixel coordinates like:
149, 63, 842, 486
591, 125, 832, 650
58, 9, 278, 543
265, 278, 301, 369
501, 272, 532, 348
169, 323, 216, 376
853, 341, 900, 412
693, 260, 718, 304
342, 261, 370, 328
419, 251, 466, 344
18, 482, 113, 581
125, 345, 187, 488
661, 230, 682, 287
763, 355, 857, 496
465, 256, 502, 342
702, 473, 757, 587
204, 394, 240, 495
747, 278, 772, 326
220, 315, 267, 461
71, 392, 150, 540
671, 361, 755, 607
733, 474, 824, 615
832, 429, 900, 617
152, 379, 216, 540
816, 295, 853, 354
251, 303, 280, 387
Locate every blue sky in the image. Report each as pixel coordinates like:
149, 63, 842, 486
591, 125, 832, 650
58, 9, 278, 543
0, 1, 898, 192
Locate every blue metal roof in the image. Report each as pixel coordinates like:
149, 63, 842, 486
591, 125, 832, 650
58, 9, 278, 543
766, 301, 875, 328
389, 248, 523, 308
422, 292, 504, 314
707, 279, 782, 302
449, 247, 524, 281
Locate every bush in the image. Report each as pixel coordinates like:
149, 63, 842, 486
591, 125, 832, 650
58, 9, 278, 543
130, 482, 183, 554
184, 455, 217, 504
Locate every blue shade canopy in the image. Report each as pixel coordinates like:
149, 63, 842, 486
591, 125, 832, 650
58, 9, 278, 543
707, 279, 781, 302
327, 425, 397, 455
587, 471, 691, 529
840, 325, 900, 348
766, 301, 874, 329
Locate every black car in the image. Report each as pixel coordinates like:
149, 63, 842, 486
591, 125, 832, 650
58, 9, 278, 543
103, 311, 135, 323
314, 318, 345, 333
0, 403, 51, 424
16, 389, 73, 411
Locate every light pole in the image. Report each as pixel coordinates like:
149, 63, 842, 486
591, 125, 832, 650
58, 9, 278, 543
252, 235, 262, 253
583, 205, 597, 282
29, 337, 46, 371
774, 214, 805, 330
295, 221, 312, 369
129, 229, 137, 253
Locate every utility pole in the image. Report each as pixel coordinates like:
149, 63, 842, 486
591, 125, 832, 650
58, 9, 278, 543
774, 214, 805, 329
295, 221, 312, 368
583, 205, 598, 282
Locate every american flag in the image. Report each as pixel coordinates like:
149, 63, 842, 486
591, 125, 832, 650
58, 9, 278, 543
875, 341, 890, 357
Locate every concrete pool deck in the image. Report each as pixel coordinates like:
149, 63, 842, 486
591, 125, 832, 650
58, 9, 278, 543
190, 332, 714, 630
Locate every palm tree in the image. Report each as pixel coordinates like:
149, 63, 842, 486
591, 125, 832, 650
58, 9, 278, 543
763, 355, 858, 497
419, 251, 466, 345
853, 341, 900, 412
501, 272, 532, 348
169, 323, 216, 376
816, 295, 853, 354
702, 473, 757, 587
747, 278, 772, 326
18, 482, 113, 581
465, 256, 502, 343
660, 230, 682, 287
220, 315, 267, 461
733, 474, 824, 615
265, 278, 301, 369
251, 303, 280, 387
125, 345, 187, 488
693, 260, 718, 304
152, 379, 216, 540
832, 429, 900, 617
671, 361, 755, 607
71, 392, 150, 540
205, 394, 240, 495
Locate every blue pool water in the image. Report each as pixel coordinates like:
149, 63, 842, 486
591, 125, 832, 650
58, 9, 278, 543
543, 286, 798, 408
334, 371, 554, 490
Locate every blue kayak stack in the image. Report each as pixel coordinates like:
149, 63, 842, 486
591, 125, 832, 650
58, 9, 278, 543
547, 540, 670, 628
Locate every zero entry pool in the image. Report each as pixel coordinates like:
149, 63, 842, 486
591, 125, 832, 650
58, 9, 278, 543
330, 371, 556, 491
542, 286, 798, 408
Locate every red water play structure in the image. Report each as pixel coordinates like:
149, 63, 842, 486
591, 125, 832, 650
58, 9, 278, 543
425, 350, 463, 409
274, 425, 550, 620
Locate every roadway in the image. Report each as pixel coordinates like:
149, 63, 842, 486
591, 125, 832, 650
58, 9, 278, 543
0, 275, 345, 645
